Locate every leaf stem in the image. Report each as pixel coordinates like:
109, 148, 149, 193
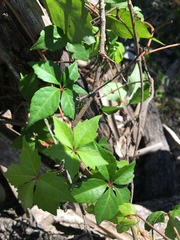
44, 118, 58, 145
79, 204, 94, 240
136, 213, 170, 240
128, 0, 144, 156
73, 0, 106, 126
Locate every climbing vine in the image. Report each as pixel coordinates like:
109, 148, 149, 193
4, 0, 180, 239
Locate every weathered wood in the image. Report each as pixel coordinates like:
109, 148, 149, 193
0, 0, 50, 74
134, 100, 175, 202
0, 0, 50, 122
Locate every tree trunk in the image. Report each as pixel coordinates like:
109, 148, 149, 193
0, 0, 49, 123
134, 100, 175, 202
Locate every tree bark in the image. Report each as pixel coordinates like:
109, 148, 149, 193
0, 0, 49, 122
134, 100, 175, 202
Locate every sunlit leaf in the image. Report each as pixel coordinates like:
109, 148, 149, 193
145, 211, 166, 231
114, 186, 131, 205
72, 178, 107, 203
61, 88, 75, 119
128, 64, 150, 104
73, 84, 88, 95
114, 161, 135, 185
116, 216, 137, 233
95, 142, 117, 180
107, 9, 152, 39
77, 145, 108, 169
129, 82, 150, 104
103, 82, 127, 102
102, 105, 121, 114
74, 115, 101, 148
43, 144, 80, 179
29, 60, 62, 85
29, 86, 60, 126
109, 42, 125, 64
53, 116, 73, 148
66, 61, 80, 82
94, 188, 119, 224
67, 43, 89, 61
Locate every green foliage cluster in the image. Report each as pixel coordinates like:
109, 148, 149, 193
4, 0, 180, 238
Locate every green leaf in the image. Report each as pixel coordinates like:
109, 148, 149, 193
151, 37, 165, 46
128, 63, 141, 94
85, 26, 99, 57
107, 9, 152, 40
112, 202, 137, 233
19, 118, 53, 150
28, 86, 60, 126
61, 89, 75, 119
43, 0, 94, 43
118, 203, 136, 216
34, 172, 75, 215
127, 63, 150, 105
103, 82, 127, 102
111, 203, 137, 229
101, 105, 121, 114
169, 208, 180, 219
105, 1, 127, 10
77, 145, 108, 169
18, 181, 35, 209
114, 186, 131, 205
116, 216, 137, 233
109, 42, 125, 64
4, 138, 41, 190
19, 72, 38, 99
67, 43, 89, 61
96, 165, 109, 181
94, 188, 119, 224
173, 204, 180, 211
43, 144, 72, 162
43, 144, 80, 179
72, 178, 107, 203
95, 142, 117, 180
66, 61, 80, 82
98, 137, 111, 150
129, 82, 150, 105
4, 164, 33, 188
117, 160, 129, 169
31, 25, 67, 51
111, 203, 137, 228
64, 152, 80, 179
53, 116, 73, 148
145, 211, 166, 231
74, 115, 101, 148
73, 84, 88, 95
29, 60, 62, 85
133, 6, 144, 21
114, 161, 135, 185
165, 218, 180, 240
20, 138, 41, 176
